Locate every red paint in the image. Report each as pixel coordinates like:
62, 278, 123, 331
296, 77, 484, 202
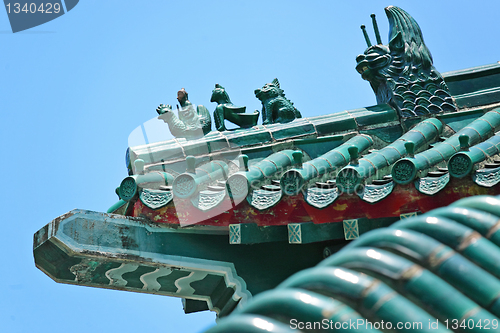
133, 178, 499, 227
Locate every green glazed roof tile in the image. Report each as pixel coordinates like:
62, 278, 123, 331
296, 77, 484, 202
181, 140, 211, 157
454, 88, 500, 109
349, 104, 398, 127
311, 114, 358, 135
377, 147, 403, 163
444, 63, 500, 109
207, 138, 231, 153
402, 117, 426, 131
130, 139, 186, 165
294, 134, 352, 159
437, 109, 486, 132
365, 152, 391, 168
210, 196, 500, 330
268, 118, 317, 141
361, 125, 403, 143
444, 63, 500, 94
224, 127, 273, 147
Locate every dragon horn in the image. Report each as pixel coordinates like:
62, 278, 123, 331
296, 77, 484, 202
360, 25, 372, 47
272, 78, 280, 88
371, 13, 382, 44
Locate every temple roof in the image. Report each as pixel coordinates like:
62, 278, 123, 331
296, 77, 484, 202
113, 63, 500, 230
30, 5, 500, 327
35, 62, 500, 319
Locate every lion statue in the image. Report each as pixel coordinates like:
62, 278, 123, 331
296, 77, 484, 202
254, 78, 302, 125
355, 6, 457, 118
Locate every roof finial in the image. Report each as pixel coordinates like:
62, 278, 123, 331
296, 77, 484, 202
360, 25, 372, 47
371, 13, 382, 44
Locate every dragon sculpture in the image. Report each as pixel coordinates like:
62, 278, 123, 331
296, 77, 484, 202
254, 78, 302, 125
355, 6, 457, 118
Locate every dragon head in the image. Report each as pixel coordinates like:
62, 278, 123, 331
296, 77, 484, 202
355, 6, 441, 114
356, 6, 433, 79
355, 43, 393, 85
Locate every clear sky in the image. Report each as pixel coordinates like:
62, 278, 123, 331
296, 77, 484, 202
1, 1, 499, 332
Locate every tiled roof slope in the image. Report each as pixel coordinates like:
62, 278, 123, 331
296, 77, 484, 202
113, 63, 500, 227
206, 195, 500, 332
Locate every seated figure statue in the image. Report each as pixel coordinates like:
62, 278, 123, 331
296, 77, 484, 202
157, 88, 212, 139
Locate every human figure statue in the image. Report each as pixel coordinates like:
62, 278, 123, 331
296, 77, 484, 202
157, 88, 212, 139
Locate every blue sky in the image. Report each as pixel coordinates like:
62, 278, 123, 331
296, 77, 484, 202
1, 1, 499, 332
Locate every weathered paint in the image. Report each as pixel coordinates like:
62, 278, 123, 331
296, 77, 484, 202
132, 177, 499, 228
